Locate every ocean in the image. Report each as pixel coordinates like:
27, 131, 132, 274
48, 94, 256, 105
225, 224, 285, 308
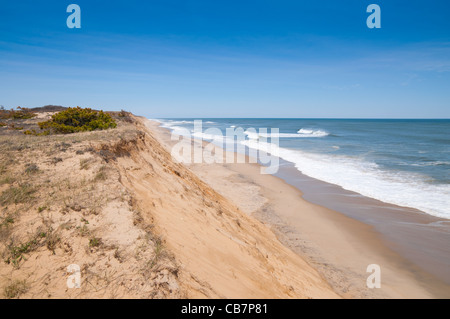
154, 118, 450, 220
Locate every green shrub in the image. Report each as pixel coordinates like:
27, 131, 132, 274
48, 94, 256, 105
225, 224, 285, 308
35, 107, 117, 135
10, 125, 24, 130
24, 129, 48, 136
89, 237, 102, 248
0, 107, 36, 120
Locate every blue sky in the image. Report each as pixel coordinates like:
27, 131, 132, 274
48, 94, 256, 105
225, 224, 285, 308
0, 0, 449, 118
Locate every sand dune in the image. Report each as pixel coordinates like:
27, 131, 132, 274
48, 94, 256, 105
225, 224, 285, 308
0, 112, 337, 298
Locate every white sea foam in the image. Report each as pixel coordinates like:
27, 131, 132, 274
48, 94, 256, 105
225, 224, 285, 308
244, 129, 329, 139
410, 161, 450, 167
244, 130, 260, 140
167, 125, 190, 135
241, 140, 450, 219
297, 128, 330, 137
165, 120, 195, 125
157, 120, 195, 134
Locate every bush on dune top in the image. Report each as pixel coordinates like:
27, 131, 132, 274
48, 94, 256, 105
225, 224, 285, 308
0, 106, 36, 120
25, 106, 117, 135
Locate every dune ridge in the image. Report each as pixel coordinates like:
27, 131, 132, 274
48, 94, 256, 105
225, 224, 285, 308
0, 111, 337, 298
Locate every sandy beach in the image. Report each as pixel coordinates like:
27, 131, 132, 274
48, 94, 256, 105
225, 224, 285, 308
145, 118, 450, 298
1, 111, 448, 299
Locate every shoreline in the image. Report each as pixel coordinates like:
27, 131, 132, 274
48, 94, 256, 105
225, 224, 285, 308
275, 161, 450, 286
145, 118, 450, 298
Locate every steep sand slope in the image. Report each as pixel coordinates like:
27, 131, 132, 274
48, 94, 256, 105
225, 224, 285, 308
0, 113, 182, 298
114, 117, 339, 298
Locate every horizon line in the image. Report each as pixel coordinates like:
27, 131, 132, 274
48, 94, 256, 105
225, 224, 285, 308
151, 117, 450, 120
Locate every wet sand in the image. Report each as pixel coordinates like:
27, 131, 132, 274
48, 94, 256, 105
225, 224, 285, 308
275, 160, 450, 286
